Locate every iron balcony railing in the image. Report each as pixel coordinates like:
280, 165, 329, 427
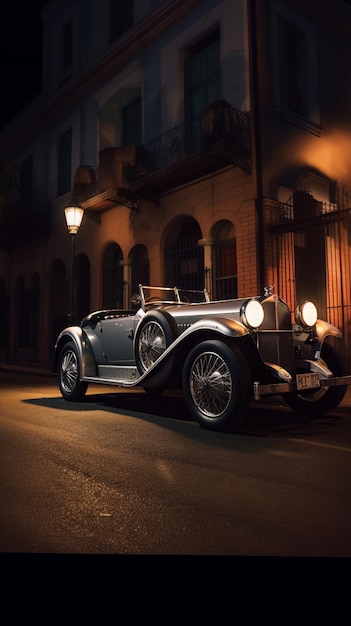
131, 100, 251, 178
276, 192, 351, 232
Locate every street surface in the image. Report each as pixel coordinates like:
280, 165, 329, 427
1, 369, 350, 556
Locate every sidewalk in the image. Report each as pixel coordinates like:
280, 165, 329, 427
1, 362, 350, 409
0, 363, 55, 378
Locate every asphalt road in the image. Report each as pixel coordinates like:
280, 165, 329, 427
1, 369, 351, 557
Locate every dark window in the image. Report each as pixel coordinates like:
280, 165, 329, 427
122, 98, 142, 146
110, 0, 133, 43
213, 221, 237, 299
278, 17, 308, 117
165, 218, 204, 291
214, 240, 237, 299
102, 243, 123, 309
184, 30, 221, 121
61, 20, 73, 71
130, 244, 150, 296
58, 128, 72, 196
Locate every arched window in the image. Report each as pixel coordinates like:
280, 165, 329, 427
164, 217, 204, 290
212, 220, 237, 299
102, 243, 123, 308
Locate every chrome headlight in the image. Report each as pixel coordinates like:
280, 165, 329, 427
295, 301, 318, 328
241, 299, 264, 329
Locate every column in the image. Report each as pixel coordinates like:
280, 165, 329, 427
121, 259, 132, 309
198, 238, 213, 299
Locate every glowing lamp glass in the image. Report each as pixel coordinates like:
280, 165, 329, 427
64, 205, 84, 235
296, 301, 318, 328
242, 299, 265, 329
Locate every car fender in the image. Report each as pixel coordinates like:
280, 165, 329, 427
133, 314, 249, 359
292, 319, 342, 361
137, 316, 249, 373
133, 315, 250, 388
52, 327, 86, 373
315, 319, 342, 343
177, 316, 249, 339
171, 317, 265, 370
293, 319, 342, 343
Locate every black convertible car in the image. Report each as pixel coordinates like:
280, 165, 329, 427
53, 284, 351, 432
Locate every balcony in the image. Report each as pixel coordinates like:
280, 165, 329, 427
130, 101, 251, 196
76, 101, 251, 211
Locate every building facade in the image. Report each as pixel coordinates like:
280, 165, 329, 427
0, 0, 350, 370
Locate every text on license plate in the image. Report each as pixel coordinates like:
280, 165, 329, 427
296, 372, 320, 390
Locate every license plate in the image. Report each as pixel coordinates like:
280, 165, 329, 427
296, 372, 320, 390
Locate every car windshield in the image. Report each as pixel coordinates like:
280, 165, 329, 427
138, 285, 210, 306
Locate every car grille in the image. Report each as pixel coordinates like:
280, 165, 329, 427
257, 295, 295, 373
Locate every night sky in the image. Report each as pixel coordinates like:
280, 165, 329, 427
0, 1, 47, 128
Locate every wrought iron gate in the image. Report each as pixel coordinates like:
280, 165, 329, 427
272, 200, 351, 372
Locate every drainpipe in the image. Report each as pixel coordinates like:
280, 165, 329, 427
248, 0, 265, 294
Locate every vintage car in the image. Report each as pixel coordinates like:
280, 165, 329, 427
53, 284, 351, 432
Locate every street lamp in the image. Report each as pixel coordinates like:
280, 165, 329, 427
64, 197, 84, 324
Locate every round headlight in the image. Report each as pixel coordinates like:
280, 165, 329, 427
241, 299, 265, 329
295, 301, 318, 328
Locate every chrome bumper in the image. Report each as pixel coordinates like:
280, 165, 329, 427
253, 375, 351, 400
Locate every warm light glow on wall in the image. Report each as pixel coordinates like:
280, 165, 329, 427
297, 131, 351, 180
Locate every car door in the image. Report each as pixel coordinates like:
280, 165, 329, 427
90, 313, 137, 365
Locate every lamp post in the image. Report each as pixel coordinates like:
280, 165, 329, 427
64, 198, 84, 324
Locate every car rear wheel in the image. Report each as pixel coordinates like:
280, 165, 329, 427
182, 340, 251, 432
57, 341, 88, 401
284, 342, 347, 417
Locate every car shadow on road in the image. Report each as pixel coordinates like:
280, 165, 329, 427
82, 388, 349, 440
23, 386, 349, 441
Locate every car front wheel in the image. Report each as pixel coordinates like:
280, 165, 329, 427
182, 340, 251, 432
57, 341, 88, 401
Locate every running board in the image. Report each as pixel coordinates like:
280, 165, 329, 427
82, 364, 141, 387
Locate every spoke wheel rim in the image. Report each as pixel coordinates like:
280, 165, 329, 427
60, 350, 78, 393
189, 351, 232, 418
139, 321, 166, 369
